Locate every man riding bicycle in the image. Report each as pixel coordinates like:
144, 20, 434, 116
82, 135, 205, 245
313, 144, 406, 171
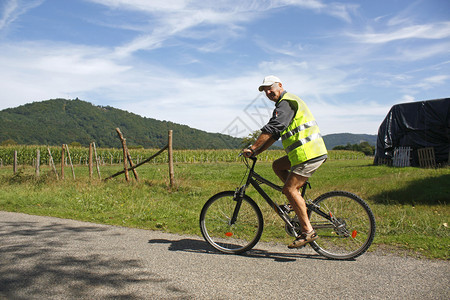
243, 75, 328, 248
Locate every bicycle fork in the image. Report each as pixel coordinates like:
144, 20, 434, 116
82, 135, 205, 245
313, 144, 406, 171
230, 185, 246, 226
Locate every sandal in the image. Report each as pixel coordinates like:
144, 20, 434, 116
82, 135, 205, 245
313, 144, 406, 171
288, 230, 318, 248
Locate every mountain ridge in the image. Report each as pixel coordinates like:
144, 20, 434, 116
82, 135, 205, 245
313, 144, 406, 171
0, 99, 241, 149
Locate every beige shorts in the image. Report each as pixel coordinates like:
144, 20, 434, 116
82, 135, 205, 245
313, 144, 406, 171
291, 158, 326, 177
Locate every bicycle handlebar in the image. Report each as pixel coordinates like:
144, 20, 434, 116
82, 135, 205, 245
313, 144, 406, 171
239, 150, 257, 160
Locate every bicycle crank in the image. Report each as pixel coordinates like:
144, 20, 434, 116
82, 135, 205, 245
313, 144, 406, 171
285, 215, 302, 237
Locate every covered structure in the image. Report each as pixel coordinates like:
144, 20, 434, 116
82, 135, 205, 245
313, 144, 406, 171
374, 98, 450, 167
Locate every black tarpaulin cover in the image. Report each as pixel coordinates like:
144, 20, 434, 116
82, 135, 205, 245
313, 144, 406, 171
375, 98, 450, 166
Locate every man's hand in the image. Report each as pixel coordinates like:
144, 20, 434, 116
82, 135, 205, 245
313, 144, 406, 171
242, 132, 275, 158
242, 148, 254, 158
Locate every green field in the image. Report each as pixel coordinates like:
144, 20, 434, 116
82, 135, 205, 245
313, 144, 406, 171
0, 149, 448, 259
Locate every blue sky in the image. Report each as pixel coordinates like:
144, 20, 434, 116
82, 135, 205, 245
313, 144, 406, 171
0, 0, 449, 137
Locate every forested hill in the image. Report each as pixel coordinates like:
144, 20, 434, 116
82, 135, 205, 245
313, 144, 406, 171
0, 99, 242, 149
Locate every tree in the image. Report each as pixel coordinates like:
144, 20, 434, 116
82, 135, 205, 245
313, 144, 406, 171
359, 141, 375, 156
241, 130, 261, 148
332, 141, 375, 156
1, 139, 17, 146
69, 141, 82, 148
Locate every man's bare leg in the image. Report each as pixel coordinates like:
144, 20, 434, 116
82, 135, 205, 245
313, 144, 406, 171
272, 156, 291, 182
273, 156, 319, 249
273, 156, 313, 233
282, 172, 314, 233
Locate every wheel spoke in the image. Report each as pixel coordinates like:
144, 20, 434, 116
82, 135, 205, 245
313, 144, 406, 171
200, 192, 263, 254
309, 191, 376, 260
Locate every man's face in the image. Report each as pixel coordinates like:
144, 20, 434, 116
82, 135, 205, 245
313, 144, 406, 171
262, 83, 283, 102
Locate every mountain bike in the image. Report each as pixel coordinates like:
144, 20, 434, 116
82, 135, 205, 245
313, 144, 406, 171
199, 156, 376, 260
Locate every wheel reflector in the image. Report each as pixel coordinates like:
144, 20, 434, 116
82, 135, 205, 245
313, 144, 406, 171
225, 232, 233, 237
352, 230, 357, 238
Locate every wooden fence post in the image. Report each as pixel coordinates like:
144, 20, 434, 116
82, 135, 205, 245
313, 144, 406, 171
127, 149, 139, 181
116, 128, 135, 182
115, 128, 130, 182
13, 150, 17, 174
47, 147, 59, 180
89, 143, 93, 179
116, 128, 139, 181
61, 145, 65, 180
168, 130, 174, 188
36, 149, 40, 177
92, 142, 101, 179
64, 144, 76, 180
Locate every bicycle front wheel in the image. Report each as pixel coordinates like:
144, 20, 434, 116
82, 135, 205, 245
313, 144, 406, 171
308, 191, 376, 260
200, 191, 263, 254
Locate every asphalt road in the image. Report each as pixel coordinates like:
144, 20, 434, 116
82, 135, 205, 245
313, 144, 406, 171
0, 211, 448, 299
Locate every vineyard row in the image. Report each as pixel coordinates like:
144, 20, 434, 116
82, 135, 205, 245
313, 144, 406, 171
0, 146, 367, 166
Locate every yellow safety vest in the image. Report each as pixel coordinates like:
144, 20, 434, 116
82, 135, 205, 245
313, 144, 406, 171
279, 93, 328, 166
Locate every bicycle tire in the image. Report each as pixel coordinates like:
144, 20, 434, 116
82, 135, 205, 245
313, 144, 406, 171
308, 191, 376, 260
200, 191, 263, 254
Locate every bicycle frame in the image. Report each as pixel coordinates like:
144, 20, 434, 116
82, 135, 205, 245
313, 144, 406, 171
232, 156, 333, 238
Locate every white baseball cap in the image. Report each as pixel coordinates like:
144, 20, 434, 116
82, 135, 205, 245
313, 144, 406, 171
258, 75, 282, 92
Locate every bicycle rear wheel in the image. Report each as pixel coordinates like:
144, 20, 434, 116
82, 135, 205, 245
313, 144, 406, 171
308, 191, 376, 260
200, 191, 263, 254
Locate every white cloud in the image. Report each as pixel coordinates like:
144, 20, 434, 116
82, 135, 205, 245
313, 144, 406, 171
307, 99, 390, 135
348, 22, 450, 44
274, 0, 325, 10
91, 0, 359, 59
87, 0, 188, 12
0, 0, 44, 31
412, 75, 449, 90
325, 2, 358, 23
114, 34, 165, 57
273, 0, 358, 23
89, 1, 261, 57
398, 42, 450, 61
399, 95, 415, 103
0, 42, 131, 107
0, 0, 18, 30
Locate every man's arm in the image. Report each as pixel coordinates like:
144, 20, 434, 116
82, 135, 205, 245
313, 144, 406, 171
243, 99, 294, 157
243, 132, 276, 157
